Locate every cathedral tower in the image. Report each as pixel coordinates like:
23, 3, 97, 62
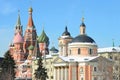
23, 7, 37, 54
13, 33, 24, 61
15, 11, 23, 35
58, 26, 73, 56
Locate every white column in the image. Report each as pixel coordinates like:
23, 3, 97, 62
61, 67, 63, 80
65, 67, 68, 80
59, 67, 61, 80
58, 67, 61, 80
54, 68, 57, 80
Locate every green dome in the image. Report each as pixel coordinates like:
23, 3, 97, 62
38, 30, 49, 46
28, 45, 34, 50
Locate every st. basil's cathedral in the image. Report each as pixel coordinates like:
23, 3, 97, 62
9, 7, 49, 79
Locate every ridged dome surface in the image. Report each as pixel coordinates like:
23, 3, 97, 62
38, 30, 49, 46
28, 45, 34, 50
72, 35, 95, 43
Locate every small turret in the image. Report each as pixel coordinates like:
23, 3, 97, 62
58, 26, 73, 56
80, 17, 86, 35
38, 29, 49, 55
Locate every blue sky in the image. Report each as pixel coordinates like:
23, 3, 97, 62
0, 0, 120, 57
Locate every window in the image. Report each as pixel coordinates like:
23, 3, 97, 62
78, 48, 81, 54
89, 48, 92, 55
94, 77, 97, 80
80, 67, 83, 72
114, 56, 118, 60
94, 67, 97, 72
81, 77, 83, 80
109, 56, 112, 59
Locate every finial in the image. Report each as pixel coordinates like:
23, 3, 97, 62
42, 24, 45, 31
81, 17, 84, 23
29, 0, 33, 13
112, 39, 115, 47
18, 10, 20, 15
65, 26, 68, 32
29, 7, 33, 13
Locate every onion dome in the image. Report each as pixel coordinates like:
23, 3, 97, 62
28, 45, 34, 50
80, 22, 86, 27
38, 30, 49, 46
50, 46, 58, 53
62, 26, 71, 36
29, 7, 33, 13
72, 35, 95, 43
13, 33, 23, 44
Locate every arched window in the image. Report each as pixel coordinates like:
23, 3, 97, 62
89, 48, 92, 55
94, 67, 97, 72
78, 48, 80, 54
69, 49, 71, 55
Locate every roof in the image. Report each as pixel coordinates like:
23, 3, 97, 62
50, 46, 58, 53
27, 7, 35, 29
80, 22, 86, 27
62, 26, 71, 36
13, 33, 23, 44
59, 56, 99, 62
72, 35, 95, 43
16, 13, 21, 26
98, 47, 120, 53
28, 45, 34, 50
38, 30, 49, 45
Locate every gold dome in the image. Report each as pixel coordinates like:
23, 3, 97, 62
29, 7, 33, 12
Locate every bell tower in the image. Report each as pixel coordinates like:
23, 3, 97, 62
23, 7, 37, 53
58, 26, 73, 56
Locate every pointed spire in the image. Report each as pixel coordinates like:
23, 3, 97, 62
27, 7, 35, 28
16, 10, 21, 26
15, 10, 23, 35
112, 39, 115, 47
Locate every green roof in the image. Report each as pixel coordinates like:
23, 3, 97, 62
28, 45, 34, 50
38, 30, 49, 45
16, 14, 21, 26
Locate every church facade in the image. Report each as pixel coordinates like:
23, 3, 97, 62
51, 19, 113, 80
